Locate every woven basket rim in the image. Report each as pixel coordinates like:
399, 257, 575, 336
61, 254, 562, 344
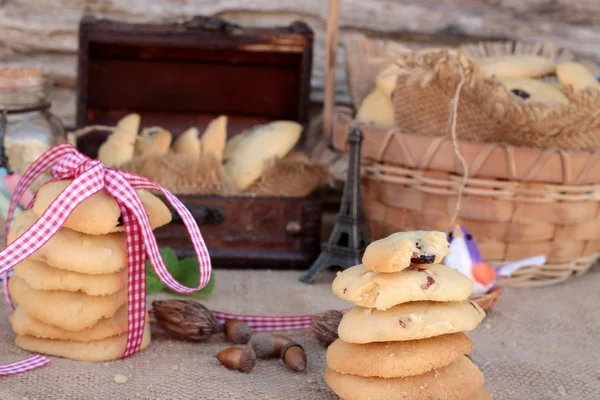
332, 106, 600, 186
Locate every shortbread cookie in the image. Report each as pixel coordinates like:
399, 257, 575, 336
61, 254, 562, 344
223, 121, 302, 190
499, 77, 569, 105
13, 259, 127, 295
8, 210, 127, 274
135, 127, 173, 156
9, 276, 127, 332
556, 61, 600, 91
15, 322, 151, 362
200, 115, 227, 161
10, 306, 148, 342
327, 333, 472, 378
32, 179, 171, 235
338, 301, 485, 343
325, 356, 483, 400
355, 89, 395, 129
332, 264, 473, 310
479, 55, 556, 78
172, 127, 201, 156
363, 231, 449, 273
470, 387, 493, 400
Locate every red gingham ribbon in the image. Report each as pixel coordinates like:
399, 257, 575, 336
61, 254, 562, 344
0, 143, 211, 375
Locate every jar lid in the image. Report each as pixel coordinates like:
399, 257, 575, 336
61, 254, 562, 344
0, 67, 44, 90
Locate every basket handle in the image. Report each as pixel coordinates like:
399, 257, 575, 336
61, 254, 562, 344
323, 0, 341, 141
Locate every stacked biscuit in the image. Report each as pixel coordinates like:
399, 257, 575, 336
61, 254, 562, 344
6, 179, 171, 362
326, 231, 491, 400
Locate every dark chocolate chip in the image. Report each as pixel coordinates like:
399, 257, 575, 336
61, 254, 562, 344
343, 288, 347, 294
511, 88, 530, 99
410, 255, 436, 264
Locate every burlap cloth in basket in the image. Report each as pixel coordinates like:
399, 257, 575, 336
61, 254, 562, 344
0, 268, 599, 400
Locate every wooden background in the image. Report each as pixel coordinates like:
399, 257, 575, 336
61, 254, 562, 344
1, 0, 600, 127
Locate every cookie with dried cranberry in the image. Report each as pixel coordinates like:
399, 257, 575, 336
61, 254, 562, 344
362, 231, 450, 273
332, 263, 473, 310
325, 356, 483, 400
338, 301, 485, 344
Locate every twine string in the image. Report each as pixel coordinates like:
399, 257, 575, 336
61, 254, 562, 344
448, 63, 469, 229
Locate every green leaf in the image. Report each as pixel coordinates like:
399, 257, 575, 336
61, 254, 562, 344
146, 247, 180, 295
170, 257, 216, 297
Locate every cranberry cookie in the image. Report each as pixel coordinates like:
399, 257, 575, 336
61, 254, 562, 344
332, 263, 473, 310
338, 300, 485, 344
362, 231, 450, 273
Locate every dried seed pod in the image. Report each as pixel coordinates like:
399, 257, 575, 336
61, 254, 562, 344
152, 300, 220, 341
280, 342, 307, 372
312, 310, 343, 346
248, 333, 293, 359
217, 346, 256, 373
224, 319, 252, 344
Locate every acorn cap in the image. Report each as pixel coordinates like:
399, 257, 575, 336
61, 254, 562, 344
248, 332, 274, 359
224, 319, 252, 344
238, 347, 257, 373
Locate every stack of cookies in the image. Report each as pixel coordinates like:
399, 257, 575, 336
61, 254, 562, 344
6, 179, 171, 362
326, 231, 492, 400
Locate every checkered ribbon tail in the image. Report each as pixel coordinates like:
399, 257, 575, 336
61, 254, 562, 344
0, 144, 212, 376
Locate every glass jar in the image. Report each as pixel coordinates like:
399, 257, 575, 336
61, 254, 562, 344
0, 68, 66, 192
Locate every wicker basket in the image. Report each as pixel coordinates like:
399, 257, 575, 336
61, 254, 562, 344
321, 3, 600, 287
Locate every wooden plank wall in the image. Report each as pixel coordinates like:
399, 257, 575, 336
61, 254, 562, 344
1, 0, 600, 127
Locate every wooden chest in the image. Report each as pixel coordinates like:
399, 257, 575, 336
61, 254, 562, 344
76, 14, 321, 269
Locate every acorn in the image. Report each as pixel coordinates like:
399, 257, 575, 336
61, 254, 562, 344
224, 319, 252, 344
152, 300, 220, 341
312, 309, 343, 346
217, 346, 257, 373
248, 333, 293, 359
280, 342, 307, 372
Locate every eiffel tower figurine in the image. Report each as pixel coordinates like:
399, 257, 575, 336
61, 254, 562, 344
300, 126, 369, 283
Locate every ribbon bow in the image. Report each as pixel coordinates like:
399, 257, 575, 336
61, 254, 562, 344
0, 143, 211, 375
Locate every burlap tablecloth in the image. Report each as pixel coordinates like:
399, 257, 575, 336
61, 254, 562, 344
0, 267, 599, 400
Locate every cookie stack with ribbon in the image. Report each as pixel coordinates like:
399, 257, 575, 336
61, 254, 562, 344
326, 231, 492, 400
6, 179, 171, 362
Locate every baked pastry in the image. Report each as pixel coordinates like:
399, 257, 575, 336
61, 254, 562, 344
498, 77, 569, 105
325, 356, 483, 400
32, 179, 171, 235
362, 231, 450, 273
97, 113, 140, 168
223, 121, 302, 190
200, 115, 227, 161
337, 300, 485, 343
172, 127, 201, 156
355, 89, 395, 129
10, 306, 148, 343
326, 333, 472, 378
332, 263, 473, 310
15, 323, 151, 362
8, 211, 127, 275
9, 276, 127, 332
12, 259, 127, 295
556, 60, 600, 91
135, 126, 173, 156
479, 55, 556, 78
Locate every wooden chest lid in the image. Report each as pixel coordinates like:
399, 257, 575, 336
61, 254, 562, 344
76, 14, 314, 157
